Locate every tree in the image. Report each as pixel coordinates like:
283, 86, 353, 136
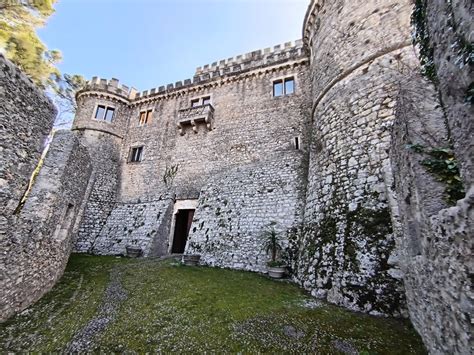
1, 0, 85, 126
0, 0, 61, 88
53, 73, 86, 127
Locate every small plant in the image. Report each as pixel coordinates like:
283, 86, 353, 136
262, 222, 285, 266
163, 164, 179, 188
411, 0, 437, 83
407, 144, 465, 204
266, 260, 286, 267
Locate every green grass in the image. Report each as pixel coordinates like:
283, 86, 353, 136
1, 254, 426, 354
0, 255, 128, 352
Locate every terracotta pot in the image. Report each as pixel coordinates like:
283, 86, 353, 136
183, 254, 201, 266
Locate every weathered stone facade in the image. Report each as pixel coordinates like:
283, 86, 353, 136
1, 54, 56, 321
390, 72, 473, 353
297, 0, 415, 316
1, 1, 472, 353
0, 77, 92, 323
423, 0, 473, 184
71, 41, 311, 261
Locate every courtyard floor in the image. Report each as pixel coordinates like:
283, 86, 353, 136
1, 254, 426, 353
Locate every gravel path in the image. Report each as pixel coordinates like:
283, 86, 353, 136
65, 266, 127, 352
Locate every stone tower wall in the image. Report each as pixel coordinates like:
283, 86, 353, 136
71, 89, 129, 253
298, 0, 416, 316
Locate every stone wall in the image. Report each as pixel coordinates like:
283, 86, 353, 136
390, 73, 472, 353
388, 1, 474, 352
0, 54, 56, 244
83, 195, 174, 257
423, 0, 473, 183
0, 131, 92, 321
297, 0, 415, 316
0, 54, 55, 320
186, 153, 307, 273
120, 56, 310, 202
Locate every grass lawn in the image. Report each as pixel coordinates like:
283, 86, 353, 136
1, 254, 426, 353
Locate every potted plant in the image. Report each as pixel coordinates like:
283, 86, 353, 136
182, 254, 201, 266
262, 223, 287, 279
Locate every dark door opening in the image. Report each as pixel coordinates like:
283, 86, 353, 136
171, 209, 195, 253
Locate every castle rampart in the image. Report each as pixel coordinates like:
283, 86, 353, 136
72, 41, 311, 261
1, 2, 472, 352
0, 56, 92, 319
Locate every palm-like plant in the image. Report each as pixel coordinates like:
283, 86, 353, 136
262, 223, 284, 266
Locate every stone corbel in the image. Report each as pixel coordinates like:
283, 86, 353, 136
205, 116, 212, 131
177, 123, 185, 136
191, 119, 198, 134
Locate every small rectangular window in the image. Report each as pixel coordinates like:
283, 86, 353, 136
139, 109, 152, 126
273, 80, 283, 97
294, 136, 300, 150
191, 99, 200, 107
94, 105, 115, 122
202, 96, 211, 105
95, 105, 106, 119
104, 107, 115, 122
139, 111, 146, 125
145, 109, 153, 123
273, 77, 295, 97
285, 78, 295, 95
129, 146, 143, 162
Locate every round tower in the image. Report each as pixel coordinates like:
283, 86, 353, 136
73, 77, 133, 138
298, 0, 417, 316
72, 77, 134, 253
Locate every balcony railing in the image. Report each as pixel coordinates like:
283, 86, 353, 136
177, 104, 214, 135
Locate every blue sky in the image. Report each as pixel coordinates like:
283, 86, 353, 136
38, 0, 309, 92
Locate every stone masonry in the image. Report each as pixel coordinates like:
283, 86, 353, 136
0, 1, 472, 353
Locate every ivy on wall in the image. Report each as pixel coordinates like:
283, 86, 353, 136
409, 144, 465, 205
411, 0, 437, 83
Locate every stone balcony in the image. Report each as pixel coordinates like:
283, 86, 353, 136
177, 104, 214, 135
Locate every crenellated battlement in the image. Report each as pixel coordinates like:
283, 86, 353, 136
195, 39, 305, 78
133, 39, 306, 101
80, 77, 137, 100
82, 40, 307, 102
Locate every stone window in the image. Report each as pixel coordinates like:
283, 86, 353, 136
294, 136, 301, 150
190, 96, 211, 107
285, 78, 295, 95
94, 105, 115, 122
202, 96, 211, 105
139, 109, 152, 126
129, 146, 143, 163
191, 99, 200, 108
273, 77, 295, 97
273, 81, 283, 97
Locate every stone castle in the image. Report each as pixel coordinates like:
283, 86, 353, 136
1, 0, 472, 353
